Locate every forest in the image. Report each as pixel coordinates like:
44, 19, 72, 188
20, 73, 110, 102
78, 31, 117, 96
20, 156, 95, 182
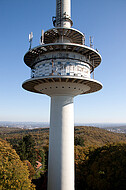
1, 126, 126, 190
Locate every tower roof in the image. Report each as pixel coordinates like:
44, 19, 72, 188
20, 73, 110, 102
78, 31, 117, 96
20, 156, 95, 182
44, 28, 84, 45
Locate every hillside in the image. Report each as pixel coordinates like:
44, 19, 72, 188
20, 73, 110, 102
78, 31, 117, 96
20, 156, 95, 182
0, 126, 126, 149
1, 126, 126, 190
74, 126, 126, 147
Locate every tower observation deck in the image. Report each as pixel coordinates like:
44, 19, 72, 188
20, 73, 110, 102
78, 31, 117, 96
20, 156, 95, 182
22, 0, 102, 190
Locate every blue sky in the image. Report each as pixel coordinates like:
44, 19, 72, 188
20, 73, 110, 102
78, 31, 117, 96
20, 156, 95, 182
0, 0, 126, 124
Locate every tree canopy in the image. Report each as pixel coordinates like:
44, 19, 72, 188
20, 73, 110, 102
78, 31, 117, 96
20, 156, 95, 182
76, 143, 126, 190
0, 138, 35, 190
13, 134, 37, 165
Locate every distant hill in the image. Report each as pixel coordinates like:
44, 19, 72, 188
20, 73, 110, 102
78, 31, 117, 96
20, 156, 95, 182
0, 126, 126, 149
74, 126, 126, 147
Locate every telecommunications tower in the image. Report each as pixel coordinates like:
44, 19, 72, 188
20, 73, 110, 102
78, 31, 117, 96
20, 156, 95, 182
22, 0, 102, 189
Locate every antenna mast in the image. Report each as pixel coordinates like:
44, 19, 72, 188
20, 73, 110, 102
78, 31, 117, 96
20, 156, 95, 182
54, 0, 73, 27
40, 30, 44, 45
29, 32, 33, 50
89, 36, 94, 48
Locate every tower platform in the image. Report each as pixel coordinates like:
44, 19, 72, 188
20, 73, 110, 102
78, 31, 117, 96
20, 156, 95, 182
23, 76, 102, 96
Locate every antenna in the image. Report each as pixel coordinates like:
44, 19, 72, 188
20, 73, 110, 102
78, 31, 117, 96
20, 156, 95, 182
55, 0, 72, 27
40, 30, 44, 45
93, 59, 94, 79
82, 34, 85, 45
29, 32, 33, 50
89, 36, 94, 48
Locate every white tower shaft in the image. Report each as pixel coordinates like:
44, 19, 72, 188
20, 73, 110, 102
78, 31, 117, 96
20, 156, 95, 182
56, 0, 72, 27
48, 95, 74, 190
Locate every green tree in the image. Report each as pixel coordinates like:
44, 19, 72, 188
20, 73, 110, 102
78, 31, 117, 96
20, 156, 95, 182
75, 136, 84, 146
14, 135, 37, 165
0, 138, 35, 190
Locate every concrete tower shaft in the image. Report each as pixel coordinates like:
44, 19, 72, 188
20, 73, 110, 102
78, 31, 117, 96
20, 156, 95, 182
48, 95, 74, 190
55, 0, 72, 27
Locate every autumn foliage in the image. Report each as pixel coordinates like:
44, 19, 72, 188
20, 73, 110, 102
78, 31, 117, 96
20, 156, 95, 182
23, 160, 36, 179
76, 143, 126, 190
1, 126, 126, 189
0, 138, 35, 190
